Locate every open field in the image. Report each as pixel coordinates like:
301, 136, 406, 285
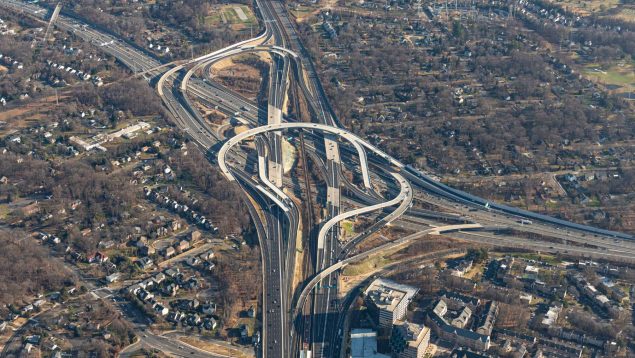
289, 5, 319, 22
494, 252, 563, 266
342, 254, 394, 276
205, 4, 258, 31
340, 219, 355, 239
179, 337, 253, 358
606, 6, 635, 22
282, 138, 297, 173
0, 204, 9, 220
0, 94, 65, 133
546, 0, 621, 16
583, 61, 635, 98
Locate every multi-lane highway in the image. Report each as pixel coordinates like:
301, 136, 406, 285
4, 1, 635, 358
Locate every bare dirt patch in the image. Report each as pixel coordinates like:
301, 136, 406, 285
210, 55, 268, 100
0, 94, 65, 132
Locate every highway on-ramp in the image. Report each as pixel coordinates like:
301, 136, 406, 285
4, 1, 635, 358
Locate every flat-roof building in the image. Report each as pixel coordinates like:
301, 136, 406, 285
350, 329, 390, 358
364, 278, 419, 328
390, 321, 431, 358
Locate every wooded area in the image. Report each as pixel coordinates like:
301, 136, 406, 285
0, 231, 73, 309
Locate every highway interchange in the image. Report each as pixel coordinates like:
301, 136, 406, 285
3, 1, 635, 357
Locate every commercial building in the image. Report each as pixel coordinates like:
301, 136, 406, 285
364, 278, 419, 328
350, 329, 389, 358
390, 321, 431, 358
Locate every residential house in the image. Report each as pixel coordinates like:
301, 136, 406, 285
476, 302, 498, 336
153, 273, 166, 284
21, 304, 34, 315
199, 250, 215, 261
135, 237, 148, 248
451, 307, 472, 329
240, 324, 250, 339
442, 291, 481, 311
186, 257, 201, 267
33, 299, 45, 309
203, 261, 216, 271
139, 245, 155, 256
138, 290, 154, 302
177, 240, 190, 252
426, 300, 491, 352
185, 314, 201, 326
163, 283, 179, 297
191, 230, 202, 243
541, 305, 562, 327
164, 268, 180, 277
163, 247, 175, 259
153, 304, 169, 316
200, 303, 217, 315
135, 257, 154, 270
167, 311, 185, 323
203, 318, 217, 330
98, 240, 115, 249
89, 251, 108, 264
106, 273, 120, 283
163, 246, 176, 259
451, 260, 473, 277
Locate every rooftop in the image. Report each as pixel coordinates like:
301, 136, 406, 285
350, 329, 389, 358
397, 320, 429, 349
452, 306, 472, 328
541, 305, 561, 326
364, 278, 418, 312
